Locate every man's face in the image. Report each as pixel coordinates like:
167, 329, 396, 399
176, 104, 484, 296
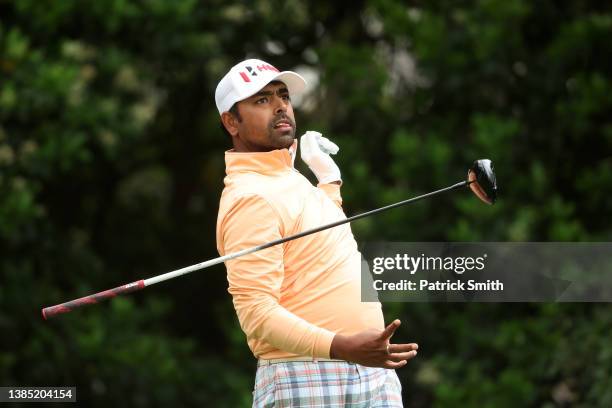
225, 81, 296, 152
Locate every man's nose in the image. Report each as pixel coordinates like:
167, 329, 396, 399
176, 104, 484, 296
273, 96, 288, 114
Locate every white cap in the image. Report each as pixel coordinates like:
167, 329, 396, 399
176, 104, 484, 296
215, 58, 307, 115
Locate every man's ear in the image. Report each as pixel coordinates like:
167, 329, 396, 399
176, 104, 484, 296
221, 111, 239, 137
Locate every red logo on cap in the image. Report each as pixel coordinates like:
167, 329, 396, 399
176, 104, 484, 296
257, 64, 279, 72
238, 64, 280, 83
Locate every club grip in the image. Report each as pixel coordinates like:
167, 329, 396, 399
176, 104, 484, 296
42, 280, 145, 320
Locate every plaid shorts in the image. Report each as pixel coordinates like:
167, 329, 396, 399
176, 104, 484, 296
252, 360, 403, 407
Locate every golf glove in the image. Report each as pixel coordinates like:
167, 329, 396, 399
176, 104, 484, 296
300, 131, 341, 184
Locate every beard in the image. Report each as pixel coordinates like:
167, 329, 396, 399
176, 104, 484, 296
267, 114, 296, 148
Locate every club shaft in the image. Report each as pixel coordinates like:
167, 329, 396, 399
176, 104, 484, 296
147, 181, 468, 287
42, 180, 468, 319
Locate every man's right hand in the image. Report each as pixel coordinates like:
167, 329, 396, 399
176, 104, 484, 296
329, 319, 418, 369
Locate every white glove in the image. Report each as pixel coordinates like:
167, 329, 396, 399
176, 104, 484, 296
300, 131, 341, 184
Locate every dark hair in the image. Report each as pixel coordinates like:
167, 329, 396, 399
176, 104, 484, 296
220, 103, 242, 140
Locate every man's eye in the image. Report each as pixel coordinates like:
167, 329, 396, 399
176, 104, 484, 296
256, 97, 268, 104
282, 94, 291, 101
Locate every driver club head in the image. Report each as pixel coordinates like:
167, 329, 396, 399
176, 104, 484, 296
467, 159, 497, 205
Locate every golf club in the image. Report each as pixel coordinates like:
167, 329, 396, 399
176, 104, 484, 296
41, 159, 497, 320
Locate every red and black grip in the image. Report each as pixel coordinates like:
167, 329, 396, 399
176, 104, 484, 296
42, 280, 145, 320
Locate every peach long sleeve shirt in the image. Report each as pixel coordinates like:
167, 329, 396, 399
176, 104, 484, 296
216, 146, 384, 360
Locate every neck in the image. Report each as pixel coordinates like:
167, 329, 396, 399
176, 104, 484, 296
232, 138, 292, 153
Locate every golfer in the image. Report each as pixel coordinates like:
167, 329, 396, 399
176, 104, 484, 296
215, 59, 418, 407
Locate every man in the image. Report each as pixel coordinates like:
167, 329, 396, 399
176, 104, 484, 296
215, 59, 418, 407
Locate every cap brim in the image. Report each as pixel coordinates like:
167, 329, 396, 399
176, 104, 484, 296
271, 71, 306, 96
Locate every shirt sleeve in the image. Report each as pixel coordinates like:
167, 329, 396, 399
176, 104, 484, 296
317, 183, 343, 208
218, 194, 336, 358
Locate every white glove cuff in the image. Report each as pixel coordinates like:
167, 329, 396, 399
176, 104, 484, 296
317, 168, 342, 185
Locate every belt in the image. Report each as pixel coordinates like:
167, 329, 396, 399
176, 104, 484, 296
257, 357, 346, 366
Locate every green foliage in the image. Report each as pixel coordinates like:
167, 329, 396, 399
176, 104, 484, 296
1, 0, 611, 406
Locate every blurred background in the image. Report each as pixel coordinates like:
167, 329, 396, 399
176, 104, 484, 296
1, 0, 611, 406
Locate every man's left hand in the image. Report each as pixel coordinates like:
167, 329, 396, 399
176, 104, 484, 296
300, 131, 341, 184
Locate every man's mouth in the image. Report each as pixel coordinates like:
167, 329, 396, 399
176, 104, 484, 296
273, 119, 293, 130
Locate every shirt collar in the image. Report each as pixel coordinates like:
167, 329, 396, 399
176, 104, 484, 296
225, 139, 298, 175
